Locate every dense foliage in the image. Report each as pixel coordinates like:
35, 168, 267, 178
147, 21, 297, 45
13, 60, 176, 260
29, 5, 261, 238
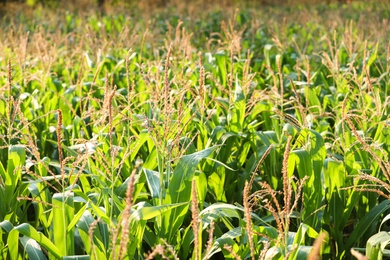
0, 1, 389, 259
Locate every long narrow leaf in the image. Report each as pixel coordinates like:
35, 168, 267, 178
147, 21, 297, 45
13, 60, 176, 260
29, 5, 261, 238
162, 146, 216, 243
14, 223, 62, 259
52, 192, 75, 256
20, 236, 47, 260
346, 200, 390, 251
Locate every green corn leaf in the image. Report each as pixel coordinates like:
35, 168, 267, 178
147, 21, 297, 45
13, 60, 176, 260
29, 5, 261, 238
77, 210, 106, 258
194, 172, 207, 209
324, 158, 346, 192
215, 52, 227, 87
366, 231, 390, 260
46, 139, 79, 157
87, 200, 110, 224
131, 202, 188, 221
234, 74, 245, 102
52, 192, 75, 256
14, 223, 62, 259
0, 220, 14, 233
346, 200, 390, 251
199, 203, 241, 220
289, 225, 323, 259
20, 236, 47, 260
366, 43, 378, 68
67, 204, 87, 233
0, 160, 6, 187
63, 256, 91, 259
167, 146, 216, 204
98, 222, 110, 254
206, 227, 242, 259
304, 86, 321, 114
380, 214, 390, 231
6, 145, 26, 193
290, 246, 314, 260
293, 223, 319, 245
161, 146, 216, 243
8, 229, 19, 258
208, 170, 226, 202
84, 52, 95, 68
129, 130, 150, 162
144, 168, 160, 199
228, 79, 246, 133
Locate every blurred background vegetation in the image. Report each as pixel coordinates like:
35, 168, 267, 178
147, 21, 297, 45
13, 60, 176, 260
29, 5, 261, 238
0, 0, 388, 20
0, 0, 367, 11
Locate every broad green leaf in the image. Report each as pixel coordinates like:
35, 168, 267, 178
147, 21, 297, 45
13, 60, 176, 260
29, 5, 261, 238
290, 246, 313, 260
265, 246, 282, 260
366, 231, 390, 260
208, 171, 226, 202
144, 168, 160, 199
131, 202, 188, 221
206, 227, 242, 258
195, 172, 207, 209
84, 52, 95, 68
167, 146, 216, 203
77, 210, 106, 258
366, 43, 378, 68
0, 220, 13, 233
6, 145, 26, 192
20, 236, 47, 260
14, 223, 62, 259
129, 130, 151, 161
293, 223, 319, 245
304, 86, 321, 114
98, 221, 110, 254
289, 149, 312, 179
227, 75, 246, 133
63, 256, 91, 259
162, 146, 216, 243
8, 229, 19, 258
346, 200, 390, 251
52, 192, 75, 256
324, 158, 345, 192
380, 214, 390, 231
87, 200, 110, 224
215, 52, 228, 87
67, 204, 87, 233
0, 160, 6, 187
46, 140, 79, 157
199, 203, 241, 221
289, 225, 322, 259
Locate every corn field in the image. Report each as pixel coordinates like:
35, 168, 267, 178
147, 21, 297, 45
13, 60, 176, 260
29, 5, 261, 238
0, 0, 389, 259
